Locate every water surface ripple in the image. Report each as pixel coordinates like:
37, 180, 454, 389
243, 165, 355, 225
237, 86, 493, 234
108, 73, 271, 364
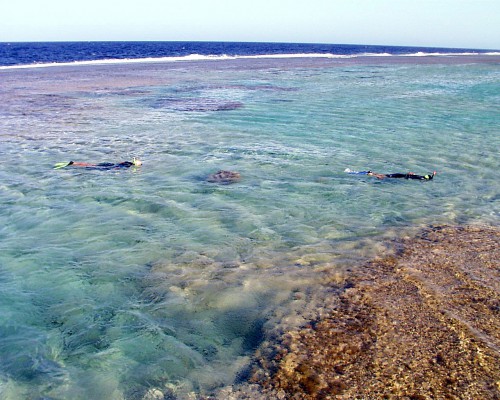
0, 57, 499, 399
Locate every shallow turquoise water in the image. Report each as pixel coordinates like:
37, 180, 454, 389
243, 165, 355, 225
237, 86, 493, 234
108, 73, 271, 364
0, 58, 499, 399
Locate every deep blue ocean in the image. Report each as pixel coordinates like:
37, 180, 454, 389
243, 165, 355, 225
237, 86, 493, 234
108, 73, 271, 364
0, 41, 498, 67
0, 42, 499, 399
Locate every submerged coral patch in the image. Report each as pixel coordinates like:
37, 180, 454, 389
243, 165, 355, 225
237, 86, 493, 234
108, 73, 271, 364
207, 170, 241, 184
150, 96, 243, 112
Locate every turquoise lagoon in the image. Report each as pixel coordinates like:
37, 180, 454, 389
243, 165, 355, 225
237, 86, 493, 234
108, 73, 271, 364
0, 56, 499, 399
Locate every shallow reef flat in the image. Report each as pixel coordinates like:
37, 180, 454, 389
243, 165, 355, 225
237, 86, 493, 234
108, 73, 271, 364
224, 225, 500, 399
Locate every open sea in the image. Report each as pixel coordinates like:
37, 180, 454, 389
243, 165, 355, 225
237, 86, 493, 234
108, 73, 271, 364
0, 42, 499, 399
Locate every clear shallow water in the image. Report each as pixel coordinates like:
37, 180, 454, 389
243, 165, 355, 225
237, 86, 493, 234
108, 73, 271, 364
0, 57, 499, 399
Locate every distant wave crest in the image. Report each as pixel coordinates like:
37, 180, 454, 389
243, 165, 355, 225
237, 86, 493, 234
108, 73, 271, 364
407, 51, 500, 57
1, 51, 499, 70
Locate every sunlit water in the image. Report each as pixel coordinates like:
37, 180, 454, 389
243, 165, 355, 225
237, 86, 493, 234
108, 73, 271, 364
0, 57, 499, 399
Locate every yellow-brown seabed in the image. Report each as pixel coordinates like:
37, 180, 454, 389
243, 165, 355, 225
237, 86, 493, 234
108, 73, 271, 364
241, 225, 500, 399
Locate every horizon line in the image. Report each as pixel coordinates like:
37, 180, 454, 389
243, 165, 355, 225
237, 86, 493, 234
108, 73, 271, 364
1, 40, 498, 52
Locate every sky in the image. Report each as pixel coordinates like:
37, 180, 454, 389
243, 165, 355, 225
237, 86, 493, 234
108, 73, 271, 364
1, 0, 499, 49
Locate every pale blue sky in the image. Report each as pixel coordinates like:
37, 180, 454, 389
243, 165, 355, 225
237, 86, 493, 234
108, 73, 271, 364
1, 0, 499, 49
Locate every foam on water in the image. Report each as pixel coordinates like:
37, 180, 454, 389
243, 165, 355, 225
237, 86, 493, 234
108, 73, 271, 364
1, 51, 499, 71
0, 57, 499, 399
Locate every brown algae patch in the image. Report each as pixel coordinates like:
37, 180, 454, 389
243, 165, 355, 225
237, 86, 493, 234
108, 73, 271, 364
242, 225, 500, 399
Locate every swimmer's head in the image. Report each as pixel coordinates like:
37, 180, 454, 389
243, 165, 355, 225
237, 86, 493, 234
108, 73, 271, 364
132, 157, 142, 166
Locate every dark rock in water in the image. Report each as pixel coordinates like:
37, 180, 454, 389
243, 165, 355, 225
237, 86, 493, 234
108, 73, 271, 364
207, 170, 241, 184
150, 97, 243, 112
9, 354, 65, 384
203, 101, 243, 111
175, 99, 243, 112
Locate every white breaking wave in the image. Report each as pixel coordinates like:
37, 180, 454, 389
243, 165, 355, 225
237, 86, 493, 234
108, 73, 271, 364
406, 51, 500, 57
1, 51, 499, 70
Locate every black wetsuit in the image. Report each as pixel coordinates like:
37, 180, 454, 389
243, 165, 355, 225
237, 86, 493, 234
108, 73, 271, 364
68, 161, 135, 170
95, 162, 134, 170
385, 173, 434, 180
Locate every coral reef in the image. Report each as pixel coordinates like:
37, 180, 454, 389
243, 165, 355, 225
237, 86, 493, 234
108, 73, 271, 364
207, 170, 241, 184
248, 225, 500, 399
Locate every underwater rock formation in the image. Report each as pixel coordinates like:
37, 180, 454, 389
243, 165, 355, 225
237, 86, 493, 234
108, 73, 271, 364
243, 225, 500, 399
207, 170, 241, 184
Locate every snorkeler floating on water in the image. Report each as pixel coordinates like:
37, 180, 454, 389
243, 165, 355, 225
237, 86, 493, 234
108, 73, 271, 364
345, 168, 436, 180
53, 159, 435, 181
368, 171, 436, 180
54, 158, 142, 170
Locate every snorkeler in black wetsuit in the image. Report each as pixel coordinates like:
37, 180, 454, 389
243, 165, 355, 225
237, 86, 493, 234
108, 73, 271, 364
368, 171, 436, 180
68, 161, 136, 170
54, 158, 142, 170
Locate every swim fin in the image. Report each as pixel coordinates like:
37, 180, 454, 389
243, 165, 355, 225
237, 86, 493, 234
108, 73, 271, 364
53, 162, 71, 169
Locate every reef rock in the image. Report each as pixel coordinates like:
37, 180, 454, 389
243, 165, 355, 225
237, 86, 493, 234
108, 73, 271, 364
207, 170, 241, 184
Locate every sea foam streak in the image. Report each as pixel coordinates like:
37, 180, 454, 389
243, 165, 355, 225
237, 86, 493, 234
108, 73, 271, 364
1, 51, 499, 70
0, 53, 348, 70
407, 51, 500, 57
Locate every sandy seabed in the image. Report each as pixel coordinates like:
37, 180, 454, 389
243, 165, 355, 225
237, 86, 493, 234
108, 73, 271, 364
215, 225, 500, 400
